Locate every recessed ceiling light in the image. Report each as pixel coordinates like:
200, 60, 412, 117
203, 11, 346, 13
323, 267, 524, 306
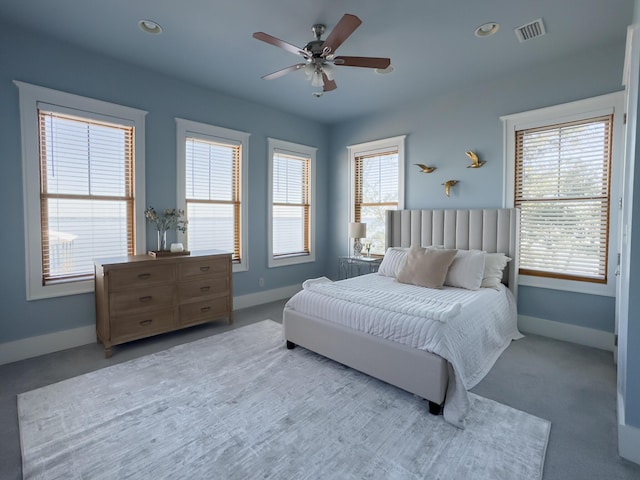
474, 22, 500, 37
375, 65, 394, 74
138, 19, 163, 35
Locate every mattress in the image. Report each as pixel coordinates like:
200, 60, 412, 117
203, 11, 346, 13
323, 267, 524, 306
285, 273, 522, 427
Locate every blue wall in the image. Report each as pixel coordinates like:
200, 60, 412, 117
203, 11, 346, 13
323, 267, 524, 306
328, 42, 624, 334
0, 21, 330, 343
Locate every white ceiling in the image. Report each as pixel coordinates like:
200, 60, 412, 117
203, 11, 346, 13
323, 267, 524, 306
0, 0, 633, 123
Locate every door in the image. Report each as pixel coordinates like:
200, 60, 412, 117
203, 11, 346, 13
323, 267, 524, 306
616, 23, 639, 420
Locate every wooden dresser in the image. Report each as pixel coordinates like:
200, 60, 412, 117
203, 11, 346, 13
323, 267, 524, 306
94, 250, 232, 357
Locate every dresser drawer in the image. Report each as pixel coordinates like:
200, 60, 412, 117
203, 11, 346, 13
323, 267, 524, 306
179, 298, 229, 326
179, 257, 229, 281
111, 309, 175, 341
178, 276, 229, 302
108, 263, 175, 289
109, 285, 175, 315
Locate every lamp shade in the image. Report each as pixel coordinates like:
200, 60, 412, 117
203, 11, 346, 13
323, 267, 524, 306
323, 63, 335, 81
311, 71, 323, 87
349, 222, 366, 238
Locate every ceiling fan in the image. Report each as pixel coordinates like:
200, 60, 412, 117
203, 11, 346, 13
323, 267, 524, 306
253, 14, 391, 96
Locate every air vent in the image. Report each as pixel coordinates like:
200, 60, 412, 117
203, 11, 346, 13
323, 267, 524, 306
514, 18, 546, 42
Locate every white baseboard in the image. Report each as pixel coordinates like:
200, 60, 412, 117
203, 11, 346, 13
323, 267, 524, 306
618, 392, 640, 465
4, 294, 611, 366
518, 315, 614, 352
0, 284, 302, 366
233, 284, 300, 310
619, 423, 640, 465
0, 325, 96, 366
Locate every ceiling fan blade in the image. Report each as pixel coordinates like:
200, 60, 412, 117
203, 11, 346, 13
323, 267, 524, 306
333, 56, 391, 69
253, 32, 308, 58
323, 73, 337, 92
262, 64, 306, 80
321, 14, 362, 55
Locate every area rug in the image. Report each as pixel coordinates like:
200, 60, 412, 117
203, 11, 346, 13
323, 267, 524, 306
18, 320, 550, 479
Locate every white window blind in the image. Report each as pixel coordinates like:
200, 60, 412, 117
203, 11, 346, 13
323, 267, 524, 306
354, 150, 399, 255
272, 151, 310, 257
515, 115, 612, 283
38, 110, 134, 284
184, 136, 241, 261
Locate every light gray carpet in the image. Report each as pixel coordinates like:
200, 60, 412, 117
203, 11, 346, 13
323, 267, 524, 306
18, 320, 550, 480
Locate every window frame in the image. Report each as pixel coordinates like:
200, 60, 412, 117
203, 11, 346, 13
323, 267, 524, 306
267, 138, 316, 268
348, 135, 406, 256
175, 118, 249, 273
501, 92, 624, 297
15, 81, 147, 300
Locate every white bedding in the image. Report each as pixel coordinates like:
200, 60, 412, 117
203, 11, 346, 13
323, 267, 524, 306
285, 273, 522, 428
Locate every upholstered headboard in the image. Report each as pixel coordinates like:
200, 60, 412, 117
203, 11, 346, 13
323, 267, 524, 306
385, 209, 520, 298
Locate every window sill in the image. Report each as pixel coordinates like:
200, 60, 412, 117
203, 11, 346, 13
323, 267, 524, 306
518, 274, 615, 297
268, 253, 315, 268
27, 278, 94, 301
232, 262, 248, 273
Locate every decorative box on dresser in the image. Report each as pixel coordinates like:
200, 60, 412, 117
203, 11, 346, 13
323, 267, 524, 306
94, 250, 232, 358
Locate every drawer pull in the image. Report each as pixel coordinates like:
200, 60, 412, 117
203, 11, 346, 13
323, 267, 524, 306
200, 286, 211, 293
138, 273, 152, 280
200, 306, 211, 313
199, 266, 210, 272
139, 296, 153, 303
140, 319, 153, 326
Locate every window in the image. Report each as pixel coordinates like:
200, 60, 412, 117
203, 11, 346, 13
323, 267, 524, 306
176, 119, 249, 272
516, 116, 612, 282
268, 138, 316, 267
349, 136, 405, 256
16, 81, 147, 300
39, 111, 135, 282
502, 92, 624, 296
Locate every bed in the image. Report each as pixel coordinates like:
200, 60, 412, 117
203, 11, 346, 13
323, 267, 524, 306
283, 208, 521, 428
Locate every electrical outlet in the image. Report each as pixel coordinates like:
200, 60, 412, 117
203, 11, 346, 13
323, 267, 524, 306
259, 278, 265, 287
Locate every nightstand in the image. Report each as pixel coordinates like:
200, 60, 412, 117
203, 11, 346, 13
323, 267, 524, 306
338, 256, 383, 279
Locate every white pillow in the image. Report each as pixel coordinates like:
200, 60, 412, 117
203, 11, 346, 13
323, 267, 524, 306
445, 250, 486, 290
378, 247, 408, 277
396, 246, 458, 289
481, 253, 512, 289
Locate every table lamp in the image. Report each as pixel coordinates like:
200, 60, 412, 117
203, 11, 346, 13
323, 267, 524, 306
349, 222, 366, 257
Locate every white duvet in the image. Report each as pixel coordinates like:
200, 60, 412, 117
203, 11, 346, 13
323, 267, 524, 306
285, 274, 522, 428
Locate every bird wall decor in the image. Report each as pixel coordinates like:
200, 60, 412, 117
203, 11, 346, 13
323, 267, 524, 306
415, 163, 436, 173
442, 180, 458, 197
465, 151, 486, 168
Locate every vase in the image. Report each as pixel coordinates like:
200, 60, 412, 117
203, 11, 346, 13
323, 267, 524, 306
157, 229, 167, 251
353, 238, 363, 257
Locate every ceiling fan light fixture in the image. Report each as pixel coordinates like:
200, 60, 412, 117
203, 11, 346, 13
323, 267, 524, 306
139, 19, 163, 35
304, 63, 315, 77
311, 71, 324, 88
323, 64, 335, 81
474, 22, 499, 37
